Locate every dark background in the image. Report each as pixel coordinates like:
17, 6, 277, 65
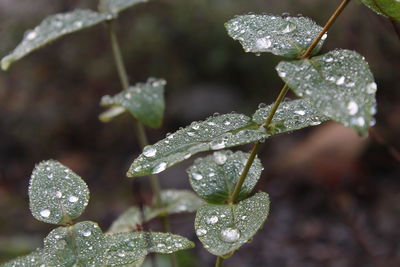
0, 0, 399, 266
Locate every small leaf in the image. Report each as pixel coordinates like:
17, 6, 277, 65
127, 113, 267, 177
187, 150, 262, 204
43, 221, 106, 266
276, 49, 377, 135
29, 160, 89, 225
99, 0, 148, 14
1, 9, 113, 71
108, 207, 143, 234
99, 106, 126, 122
225, 14, 325, 58
360, 0, 400, 20
1, 250, 44, 267
195, 192, 270, 256
252, 99, 330, 133
100, 78, 166, 128
146, 190, 206, 218
104, 232, 194, 266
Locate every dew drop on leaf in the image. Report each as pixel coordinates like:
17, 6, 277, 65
220, 228, 241, 243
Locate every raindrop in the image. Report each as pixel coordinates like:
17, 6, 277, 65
206, 216, 219, 224
220, 228, 240, 243
255, 37, 272, 50
124, 92, 132, 99
196, 228, 207, 237
210, 140, 226, 150
82, 230, 92, 237
294, 110, 306, 116
281, 22, 296, 34
214, 152, 227, 165
117, 252, 125, 257
336, 76, 345, 85
68, 195, 79, 203
74, 21, 83, 28
258, 103, 267, 109
143, 146, 157, 157
347, 101, 359, 115
366, 82, 377, 94
157, 243, 166, 248
40, 209, 51, 218
187, 131, 195, 137
152, 162, 167, 174
192, 173, 203, 181
55, 191, 62, 198
25, 30, 37, 40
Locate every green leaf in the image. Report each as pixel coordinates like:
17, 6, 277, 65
99, 0, 148, 14
100, 78, 166, 128
29, 160, 89, 225
1, 250, 44, 267
1, 9, 113, 71
360, 0, 400, 20
146, 190, 206, 218
195, 192, 270, 256
104, 232, 194, 266
276, 49, 377, 135
108, 207, 143, 234
127, 113, 267, 177
43, 221, 106, 266
187, 150, 262, 204
225, 14, 325, 58
252, 99, 330, 134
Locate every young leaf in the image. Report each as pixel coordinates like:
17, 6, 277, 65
360, 0, 400, 20
252, 99, 330, 133
99, 0, 148, 14
43, 221, 106, 266
195, 192, 270, 256
127, 113, 267, 177
1, 9, 113, 71
108, 207, 143, 234
276, 49, 377, 135
146, 189, 206, 218
187, 150, 262, 204
1, 250, 44, 267
225, 14, 325, 58
100, 78, 166, 128
104, 232, 194, 266
29, 160, 89, 225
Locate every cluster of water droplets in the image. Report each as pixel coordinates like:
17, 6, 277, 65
101, 78, 166, 127
187, 150, 262, 203
128, 113, 267, 177
28, 160, 89, 225
225, 14, 325, 58
276, 49, 377, 135
1, 9, 114, 70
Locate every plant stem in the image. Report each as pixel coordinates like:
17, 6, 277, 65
215, 257, 224, 267
107, 21, 177, 267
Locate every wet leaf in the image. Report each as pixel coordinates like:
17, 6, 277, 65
100, 78, 166, 128
195, 192, 270, 256
360, 0, 400, 20
1, 250, 44, 267
99, 0, 148, 14
225, 14, 325, 58
1, 9, 113, 71
187, 150, 262, 204
276, 49, 377, 135
252, 99, 330, 133
127, 113, 267, 177
29, 160, 89, 225
108, 207, 143, 234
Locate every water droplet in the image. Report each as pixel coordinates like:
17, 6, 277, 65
336, 76, 345, 85
40, 209, 51, 218
124, 92, 132, 99
157, 243, 166, 248
354, 117, 365, 127
321, 33, 328, 40
325, 57, 333, 63
68, 195, 79, 203
220, 228, 240, 243
187, 131, 195, 137
206, 216, 219, 224
82, 230, 92, 237
143, 146, 157, 157
255, 37, 272, 51
281, 22, 296, 34
196, 228, 207, 236
192, 173, 203, 181
25, 31, 37, 40
213, 152, 227, 165
152, 162, 167, 174
241, 215, 247, 220
366, 82, 377, 94
258, 103, 267, 109
210, 140, 226, 150
294, 110, 306, 116
192, 124, 200, 130
55, 191, 62, 198
347, 101, 359, 115
74, 21, 83, 28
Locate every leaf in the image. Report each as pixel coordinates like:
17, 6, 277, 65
29, 160, 89, 225
99, 0, 148, 14
99, 106, 126, 123
100, 78, 166, 128
360, 0, 400, 20
195, 192, 270, 256
1, 9, 113, 71
1, 250, 44, 267
187, 150, 263, 204
146, 190, 206, 218
225, 14, 325, 58
127, 113, 267, 177
276, 49, 377, 135
252, 99, 330, 133
108, 207, 143, 234
104, 232, 194, 266
43, 221, 106, 266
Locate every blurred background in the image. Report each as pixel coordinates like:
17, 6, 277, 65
0, 0, 399, 266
